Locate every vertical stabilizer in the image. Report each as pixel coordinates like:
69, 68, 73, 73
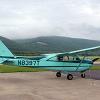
0, 40, 14, 57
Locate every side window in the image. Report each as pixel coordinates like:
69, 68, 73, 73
68, 56, 80, 61
48, 55, 80, 62
48, 56, 64, 61
63, 56, 69, 61
68, 56, 73, 61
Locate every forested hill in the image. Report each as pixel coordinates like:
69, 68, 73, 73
0, 36, 100, 55
15, 36, 100, 54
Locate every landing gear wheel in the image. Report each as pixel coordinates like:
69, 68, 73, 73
67, 74, 73, 80
56, 72, 61, 77
81, 73, 85, 78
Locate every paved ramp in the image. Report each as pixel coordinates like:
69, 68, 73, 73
0, 71, 99, 100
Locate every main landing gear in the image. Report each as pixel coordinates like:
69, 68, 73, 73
56, 72, 86, 80
56, 72, 61, 77
56, 72, 73, 80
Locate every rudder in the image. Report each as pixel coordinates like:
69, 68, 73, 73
0, 40, 14, 57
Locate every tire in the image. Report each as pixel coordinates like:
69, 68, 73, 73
67, 74, 73, 80
56, 72, 61, 77
81, 73, 85, 78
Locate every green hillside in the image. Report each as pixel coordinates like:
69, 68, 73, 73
15, 36, 100, 55
0, 36, 100, 55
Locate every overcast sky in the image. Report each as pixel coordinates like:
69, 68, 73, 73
0, 0, 100, 40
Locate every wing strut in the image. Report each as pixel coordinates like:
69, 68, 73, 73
76, 56, 85, 71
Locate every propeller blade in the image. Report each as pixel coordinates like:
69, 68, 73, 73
92, 58, 100, 62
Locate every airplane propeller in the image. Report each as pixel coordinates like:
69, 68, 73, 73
92, 58, 100, 63
88, 58, 100, 79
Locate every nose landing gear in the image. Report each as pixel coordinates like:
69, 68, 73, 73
56, 72, 74, 80
81, 73, 85, 78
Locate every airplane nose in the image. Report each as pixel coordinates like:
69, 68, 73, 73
88, 60, 93, 64
91, 61, 93, 64
92, 58, 100, 63
84, 60, 93, 64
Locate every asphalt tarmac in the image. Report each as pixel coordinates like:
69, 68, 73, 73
0, 71, 100, 100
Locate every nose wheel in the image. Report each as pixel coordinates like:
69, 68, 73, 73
56, 72, 61, 77
81, 73, 85, 78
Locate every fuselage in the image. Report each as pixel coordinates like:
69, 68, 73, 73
2, 55, 93, 72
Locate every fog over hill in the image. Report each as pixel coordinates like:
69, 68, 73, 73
0, 36, 100, 55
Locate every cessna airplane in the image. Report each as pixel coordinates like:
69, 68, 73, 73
0, 40, 100, 80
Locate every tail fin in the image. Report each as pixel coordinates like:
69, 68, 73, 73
0, 40, 14, 57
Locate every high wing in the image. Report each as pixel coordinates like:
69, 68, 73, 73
69, 46, 100, 54
55, 46, 100, 57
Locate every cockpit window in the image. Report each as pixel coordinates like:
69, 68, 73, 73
62, 56, 69, 61
68, 55, 80, 61
48, 56, 69, 61
48, 55, 80, 62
